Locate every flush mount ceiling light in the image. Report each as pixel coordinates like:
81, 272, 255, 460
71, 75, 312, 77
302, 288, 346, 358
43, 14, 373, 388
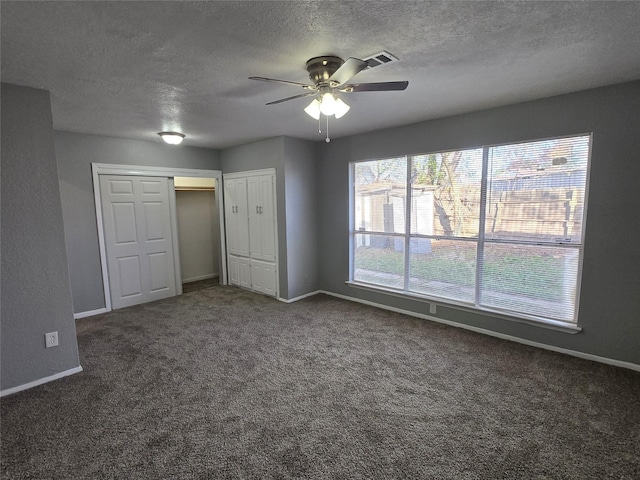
249, 54, 408, 141
158, 132, 185, 145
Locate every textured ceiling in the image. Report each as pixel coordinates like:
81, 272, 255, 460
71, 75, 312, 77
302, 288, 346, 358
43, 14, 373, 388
2, 1, 640, 149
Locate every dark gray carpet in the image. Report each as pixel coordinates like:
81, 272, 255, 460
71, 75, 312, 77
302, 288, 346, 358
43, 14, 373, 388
2, 285, 639, 479
181, 277, 220, 294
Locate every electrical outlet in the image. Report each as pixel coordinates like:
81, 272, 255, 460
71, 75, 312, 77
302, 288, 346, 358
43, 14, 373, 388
429, 304, 437, 315
45, 331, 59, 348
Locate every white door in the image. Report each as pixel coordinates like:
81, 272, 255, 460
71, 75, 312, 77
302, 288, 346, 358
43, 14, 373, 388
224, 178, 250, 257
247, 176, 263, 259
248, 174, 276, 262
258, 175, 276, 263
100, 175, 177, 309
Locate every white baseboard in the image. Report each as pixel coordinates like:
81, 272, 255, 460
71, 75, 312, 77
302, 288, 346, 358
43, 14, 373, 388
318, 290, 640, 373
74, 307, 108, 320
182, 273, 219, 284
278, 290, 322, 304
0, 365, 84, 397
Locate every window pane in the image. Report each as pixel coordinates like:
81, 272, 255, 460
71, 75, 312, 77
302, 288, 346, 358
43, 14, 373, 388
354, 158, 407, 234
410, 149, 483, 238
353, 234, 404, 289
350, 134, 589, 326
480, 243, 580, 322
408, 239, 476, 303
486, 136, 590, 243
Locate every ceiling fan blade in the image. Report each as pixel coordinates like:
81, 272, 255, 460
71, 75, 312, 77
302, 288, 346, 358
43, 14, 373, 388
328, 57, 368, 86
249, 76, 315, 90
265, 92, 317, 105
340, 81, 409, 92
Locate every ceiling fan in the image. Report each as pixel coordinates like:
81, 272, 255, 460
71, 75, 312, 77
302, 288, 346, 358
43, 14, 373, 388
249, 55, 408, 140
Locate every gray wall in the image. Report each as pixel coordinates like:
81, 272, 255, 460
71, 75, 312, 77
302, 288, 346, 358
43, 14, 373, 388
5, 78, 636, 398
176, 190, 219, 282
1, 84, 81, 391
221, 136, 285, 175
54, 131, 221, 313
283, 137, 319, 299
317, 80, 640, 366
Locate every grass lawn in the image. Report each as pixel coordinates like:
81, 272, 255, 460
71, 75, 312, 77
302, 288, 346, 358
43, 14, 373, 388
354, 241, 567, 301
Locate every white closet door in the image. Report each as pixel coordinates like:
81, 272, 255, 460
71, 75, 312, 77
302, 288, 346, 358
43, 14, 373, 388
248, 174, 275, 262
100, 175, 177, 309
258, 175, 276, 263
248, 176, 263, 260
224, 178, 250, 257
224, 179, 238, 255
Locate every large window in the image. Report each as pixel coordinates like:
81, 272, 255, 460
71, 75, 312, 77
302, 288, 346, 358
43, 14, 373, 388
351, 134, 591, 325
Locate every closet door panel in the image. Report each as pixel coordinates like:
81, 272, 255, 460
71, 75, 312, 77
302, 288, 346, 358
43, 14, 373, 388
258, 175, 276, 263
234, 179, 250, 257
260, 260, 277, 297
239, 257, 252, 289
247, 176, 263, 260
224, 179, 239, 256
100, 175, 176, 309
228, 255, 240, 286
250, 261, 264, 294
224, 178, 250, 258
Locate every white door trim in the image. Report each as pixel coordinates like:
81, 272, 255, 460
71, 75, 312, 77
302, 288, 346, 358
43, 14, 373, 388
168, 177, 183, 297
223, 168, 276, 180
92, 163, 226, 312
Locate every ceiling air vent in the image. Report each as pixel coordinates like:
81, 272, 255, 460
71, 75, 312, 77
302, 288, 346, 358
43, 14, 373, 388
362, 51, 399, 70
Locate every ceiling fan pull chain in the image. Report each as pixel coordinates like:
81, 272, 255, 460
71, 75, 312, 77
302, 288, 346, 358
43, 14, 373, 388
326, 115, 330, 143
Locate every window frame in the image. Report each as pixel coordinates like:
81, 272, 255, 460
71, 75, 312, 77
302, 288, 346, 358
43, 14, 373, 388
348, 134, 592, 331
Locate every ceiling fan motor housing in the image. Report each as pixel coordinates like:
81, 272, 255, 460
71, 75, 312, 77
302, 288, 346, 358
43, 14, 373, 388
306, 56, 344, 85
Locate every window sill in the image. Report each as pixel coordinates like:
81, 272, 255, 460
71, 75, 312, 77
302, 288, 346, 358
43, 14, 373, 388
345, 281, 582, 334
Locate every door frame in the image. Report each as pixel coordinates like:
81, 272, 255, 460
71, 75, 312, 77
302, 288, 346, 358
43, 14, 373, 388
92, 163, 226, 312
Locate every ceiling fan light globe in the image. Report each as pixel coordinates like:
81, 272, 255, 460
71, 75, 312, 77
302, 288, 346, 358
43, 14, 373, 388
334, 98, 350, 119
304, 99, 321, 120
320, 92, 337, 116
